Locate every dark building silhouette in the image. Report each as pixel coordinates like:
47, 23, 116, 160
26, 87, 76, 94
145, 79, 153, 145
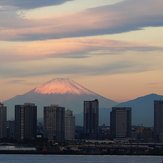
83, 99, 99, 139
154, 100, 163, 142
65, 110, 75, 141
44, 105, 65, 142
0, 103, 7, 139
110, 107, 131, 138
15, 103, 37, 141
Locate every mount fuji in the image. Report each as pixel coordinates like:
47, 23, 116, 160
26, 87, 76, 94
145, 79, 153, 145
5, 78, 117, 124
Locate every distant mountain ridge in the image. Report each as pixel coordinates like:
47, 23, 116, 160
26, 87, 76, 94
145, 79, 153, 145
4, 78, 117, 124
4, 78, 163, 126
118, 93, 163, 126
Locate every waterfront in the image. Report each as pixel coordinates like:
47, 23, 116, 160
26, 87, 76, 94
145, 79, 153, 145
0, 155, 162, 163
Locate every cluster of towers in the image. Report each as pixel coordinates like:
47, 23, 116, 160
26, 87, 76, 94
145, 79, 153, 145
44, 105, 75, 142
0, 99, 163, 142
0, 103, 75, 142
84, 99, 163, 142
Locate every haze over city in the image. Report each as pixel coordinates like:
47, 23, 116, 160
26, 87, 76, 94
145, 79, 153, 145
0, 0, 163, 102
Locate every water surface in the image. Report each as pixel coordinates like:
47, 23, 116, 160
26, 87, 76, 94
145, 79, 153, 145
0, 155, 162, 163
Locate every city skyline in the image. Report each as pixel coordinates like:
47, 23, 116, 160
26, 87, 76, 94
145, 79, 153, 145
0, 0, 163, 102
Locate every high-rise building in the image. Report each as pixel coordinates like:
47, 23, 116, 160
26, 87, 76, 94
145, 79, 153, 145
0, 103, 7, 139
110, 107, 131, 138
154, 100, 163, 142
44, 105, 65, 142
83, 99, 99, 139
65, 110, 75, 141
15, 103, 37, 141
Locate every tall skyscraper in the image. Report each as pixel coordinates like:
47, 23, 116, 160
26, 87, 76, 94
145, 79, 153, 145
15, 103, 37, 141
0, 103, 7, 139
83, 99, 99, 139
44, 105, 65, 142
110, 107, 131, 138
154, 100, 163, 142
65, 110, 75, 141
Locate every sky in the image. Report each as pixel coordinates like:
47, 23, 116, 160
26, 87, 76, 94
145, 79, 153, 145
0, 0, 163, 102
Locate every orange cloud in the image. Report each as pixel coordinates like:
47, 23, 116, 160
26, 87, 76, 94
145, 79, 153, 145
0, 37, 161, 61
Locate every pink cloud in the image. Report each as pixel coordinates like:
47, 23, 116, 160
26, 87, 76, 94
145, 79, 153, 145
0, 37, 161, 61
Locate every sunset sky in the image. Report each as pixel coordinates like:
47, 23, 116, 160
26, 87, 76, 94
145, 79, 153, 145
0, 0, 163, 102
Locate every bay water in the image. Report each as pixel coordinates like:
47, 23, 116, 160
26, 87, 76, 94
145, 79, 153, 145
0, 155, 162, 163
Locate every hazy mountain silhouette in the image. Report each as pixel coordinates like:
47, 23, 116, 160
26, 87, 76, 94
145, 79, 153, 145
5, 78, 117, 124
4, 78, 163, 126
118, 93, 163, 126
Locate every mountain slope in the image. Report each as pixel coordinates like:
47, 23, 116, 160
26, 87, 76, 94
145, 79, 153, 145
5, 78, 117, 124
118, 93, 163, 126
34, 78, 95, 95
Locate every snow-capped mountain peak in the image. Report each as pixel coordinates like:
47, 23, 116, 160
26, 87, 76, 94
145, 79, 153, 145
34, 78, 95, 95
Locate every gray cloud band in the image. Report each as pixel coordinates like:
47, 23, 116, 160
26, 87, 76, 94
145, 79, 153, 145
0, 0, 163, 41
0, 0, 74, 9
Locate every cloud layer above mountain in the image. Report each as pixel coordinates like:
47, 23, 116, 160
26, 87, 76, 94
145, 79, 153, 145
0, 38, 161, 61
0, 0, 163, 41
